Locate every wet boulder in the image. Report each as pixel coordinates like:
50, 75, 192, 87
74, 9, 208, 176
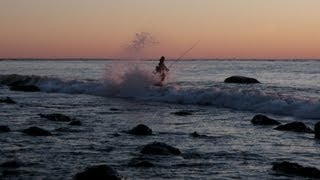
314, 122, 320, 139
129, 124, 152, 135
0, 97, 16, 104
0, 125, 10, 133
224, 76, 260, 84
10, 85, 40, 92
275, 122, 313, 133
172, 111, 193, 116
141, 142, 181, 155
22, 127, 51, 136
39, 113, 72, 122
251, 115, 281, 125
74, 164, 121, 180
273, 161, 320, 178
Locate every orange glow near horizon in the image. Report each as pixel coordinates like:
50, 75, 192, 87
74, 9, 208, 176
1, 0, 320, 59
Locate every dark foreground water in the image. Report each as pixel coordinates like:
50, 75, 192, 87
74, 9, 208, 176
1, 60, 320, 179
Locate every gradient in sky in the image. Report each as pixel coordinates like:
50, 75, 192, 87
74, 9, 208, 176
1, 0, 320, 59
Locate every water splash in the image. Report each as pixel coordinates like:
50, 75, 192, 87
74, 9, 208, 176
121, 32, 159, 59
103, 62, 161, 97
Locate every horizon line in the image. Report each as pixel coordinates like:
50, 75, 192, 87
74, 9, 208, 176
1, 58, 320, 61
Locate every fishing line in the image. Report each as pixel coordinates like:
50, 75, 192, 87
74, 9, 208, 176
168, 40, 200, 68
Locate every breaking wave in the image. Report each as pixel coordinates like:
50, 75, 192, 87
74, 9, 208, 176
1, 73, 320, 119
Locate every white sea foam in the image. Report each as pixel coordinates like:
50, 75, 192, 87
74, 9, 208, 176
1, 73, 319, 119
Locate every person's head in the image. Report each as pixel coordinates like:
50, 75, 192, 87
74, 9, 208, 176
160, 56, 165, 62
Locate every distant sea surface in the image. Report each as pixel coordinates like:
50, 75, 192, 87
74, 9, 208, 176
1, 59, 320, 179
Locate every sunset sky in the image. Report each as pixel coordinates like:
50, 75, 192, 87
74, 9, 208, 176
1, 0, 320, 59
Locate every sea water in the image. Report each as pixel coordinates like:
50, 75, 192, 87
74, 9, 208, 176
0, 60, 320, 179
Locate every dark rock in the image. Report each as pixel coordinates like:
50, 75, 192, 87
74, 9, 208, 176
273, 161, 320, 178
74, 164, 121, 180
191, 131, 200, 137
275, 122, 314, 133
39, 113, 72, 122
22, 127, 51, 136
0, 74, 41, 86
224, 76, 260, 84
110, 108, 120, 111
112, 133, 120, 137
315, 122, 320, 139
0, 125, 10, 133
0, 74, 32, 86
172, 111, 193, 116
0, 160, 21, 168
251, 114, 281, 125
191, 131, 207, 138
128, 159, 154, 167
2, 169, 19, 176
141, 142, 181, 155
0, 97, 16, 104
10, 85, 40, 92
69, 120, 82, 126
129, 124, 152, 135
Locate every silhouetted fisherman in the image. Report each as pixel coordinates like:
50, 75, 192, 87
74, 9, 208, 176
155, 56, 169, 82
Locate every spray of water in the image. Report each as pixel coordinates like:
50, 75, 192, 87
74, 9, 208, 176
103, 62, 165, 97
122, 32, 159, 59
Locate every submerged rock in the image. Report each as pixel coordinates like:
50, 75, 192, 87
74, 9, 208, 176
275, 122, 314, 133
315, 122, 320, 139
224, 76, 260, 84
0, 125, 10, 133
10, 85, 40, 92
251, 115, 281, 125
74, 164, 121, 180
0, 160, 21, 168
39, 113, 72, 122
69, 120, 82, 126
172, 111, 193, 116
129, 124, 152, 135
141, 142, 181, 155
0, 97, 16, 104
273, 161, 320, 178
0, 74, 41, 86
22, 127, 51, 136
128, 158, 154, 168
191, 131, 207, 138
55, 127, 81, 133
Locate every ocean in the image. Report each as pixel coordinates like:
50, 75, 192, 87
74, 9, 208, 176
1, 59, 320, 179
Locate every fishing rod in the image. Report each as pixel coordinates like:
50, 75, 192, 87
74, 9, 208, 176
168, 40, 200, 68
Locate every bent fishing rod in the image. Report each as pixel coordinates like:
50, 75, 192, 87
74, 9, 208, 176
168, 40, 200, 68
